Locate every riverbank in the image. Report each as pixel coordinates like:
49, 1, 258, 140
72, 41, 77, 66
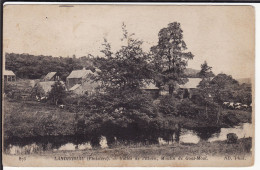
3, 99, 252, 139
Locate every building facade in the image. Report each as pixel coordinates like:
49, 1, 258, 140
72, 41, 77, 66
4, 70, 16, 82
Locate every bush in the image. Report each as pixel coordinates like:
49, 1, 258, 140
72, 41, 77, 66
158, 95, 180, 116
177, 99, 202, 118
48, 81, 66, 105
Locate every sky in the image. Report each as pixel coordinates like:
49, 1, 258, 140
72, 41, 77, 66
3, 5, 255, 79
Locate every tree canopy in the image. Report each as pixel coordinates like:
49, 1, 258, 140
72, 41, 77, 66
150, 22, 194, 95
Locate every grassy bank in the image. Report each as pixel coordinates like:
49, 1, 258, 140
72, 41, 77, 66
3, 98, 252, 139
19, 138, 251, 158
3, 99, 76, 138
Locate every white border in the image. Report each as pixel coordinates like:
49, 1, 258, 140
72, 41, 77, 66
2, 2, 259, 170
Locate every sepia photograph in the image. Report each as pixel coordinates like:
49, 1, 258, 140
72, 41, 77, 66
2, 4, 255, 167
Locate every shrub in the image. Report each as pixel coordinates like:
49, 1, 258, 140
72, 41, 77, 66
177, 99, 201, 118
158, 95, 180, 116
48, 81, 66, 105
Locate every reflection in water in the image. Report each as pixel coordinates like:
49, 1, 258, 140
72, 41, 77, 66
100, 136, 108, 148
158, 123, 252, 145
57, 136, 108, 151
5, 123, 252, 154
58, 142, 92, 151
179, 129, 200, 144
58, 143, 76, 151
78, 143, 92, 150
7, 143, 41, 155
208, 123, 253, 142
158, 137, 174, 145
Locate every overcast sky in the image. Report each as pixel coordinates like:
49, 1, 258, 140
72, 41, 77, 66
3, 5, 254, 79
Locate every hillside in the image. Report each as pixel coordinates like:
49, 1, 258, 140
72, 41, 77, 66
184, 68, 200, 77
237, 78, 251, 84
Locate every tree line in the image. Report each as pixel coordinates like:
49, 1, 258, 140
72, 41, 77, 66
5, 53, 95, 80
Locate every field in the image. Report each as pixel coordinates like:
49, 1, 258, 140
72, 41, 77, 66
3, 98, 77, 138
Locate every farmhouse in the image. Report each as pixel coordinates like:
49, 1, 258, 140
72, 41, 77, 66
4, 69, 16, 82
178, 78, 202, 99
141, 78, 203, 99
141, 81, 160, 99
67, 68, 101, 95
66, 68, 94, 89
69, 79, 100, 95
43, 72, 60, 81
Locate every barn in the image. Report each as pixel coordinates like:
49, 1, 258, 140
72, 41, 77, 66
69, 79, 100, 95
66, 68, 94, 89
179, 78, 202, 99
43, 72, 60, 81
141, 81, 160, 99
4, 70, 16, 82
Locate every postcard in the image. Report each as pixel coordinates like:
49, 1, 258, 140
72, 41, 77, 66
2, 4, 255, 167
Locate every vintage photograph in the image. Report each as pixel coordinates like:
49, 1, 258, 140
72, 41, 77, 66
2, 4, 254, 167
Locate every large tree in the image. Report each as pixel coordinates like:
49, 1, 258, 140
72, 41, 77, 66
85, 24, 162, 146
209, 74, 240, 104
151, 22, 194, 95
94, 24, 153, 91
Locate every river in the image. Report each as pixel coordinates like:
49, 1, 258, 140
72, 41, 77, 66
4, 123, 252, 155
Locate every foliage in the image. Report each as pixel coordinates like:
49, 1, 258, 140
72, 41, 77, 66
81, 24, 163, 144
208, 74, 240, 104
3, 82, 17, 98
93, 25, 153, 91
233, 83, 252, 105
150, 22, 194, 95
198, 61, 215, 78
197, 61, 213, 99
177, 99, 202, 118
197, 60, 251, 105
48, 81, 66, 105
158, 95, 179, 116
5, 53, 95, 80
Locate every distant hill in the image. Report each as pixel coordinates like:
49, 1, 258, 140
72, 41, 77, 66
5, 53, 95, 80
184, 68, 201, 78
184, 68, 215, 78
184, 68, 200, 77
237, 78, 251, 84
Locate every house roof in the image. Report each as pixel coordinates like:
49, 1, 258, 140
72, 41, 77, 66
179, 78, 202, 89
67, 69, 93, 79
4, 70, 15, 76
43, 72, 56, 80
37, 81, 65, 94
69, 84, 81, 91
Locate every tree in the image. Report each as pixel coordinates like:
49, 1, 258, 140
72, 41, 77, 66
151, 22, 194, 95
84, 24, 161, 145
234, 83, 252, 105
197, 61, 214, 119
94, 24, 153, 91
48, 81, 66, 105
199, 61, 214, 79
209, 74, 240, 104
